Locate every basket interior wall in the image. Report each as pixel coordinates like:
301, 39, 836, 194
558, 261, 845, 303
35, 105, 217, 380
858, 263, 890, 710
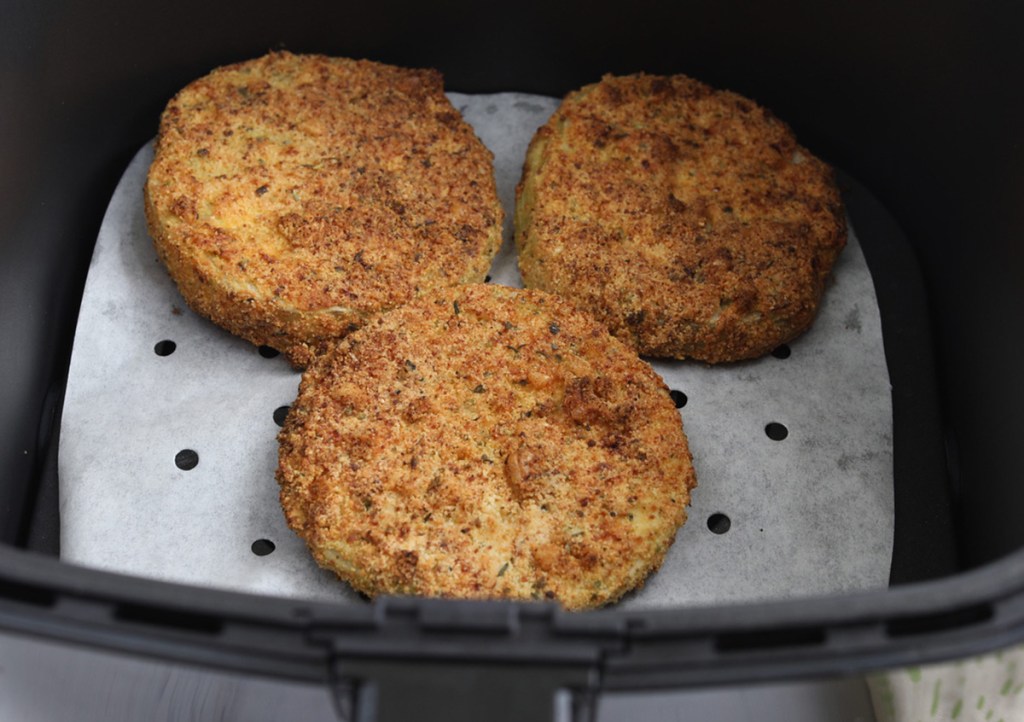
2, 0, 1023, 582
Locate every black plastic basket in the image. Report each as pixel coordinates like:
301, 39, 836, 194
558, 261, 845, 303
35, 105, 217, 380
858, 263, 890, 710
3, 2, 1023, 720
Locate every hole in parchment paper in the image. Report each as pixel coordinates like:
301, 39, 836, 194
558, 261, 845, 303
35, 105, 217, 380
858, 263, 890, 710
273, 406, 290, 427
154, 340, 176, 356
708, 513, 731, 534
765, 422, 789, 441
174, 449, 199, 470
258, 345, 280, 359
771, 344, 791, 359
669, 389, 688, 409
251, 539, 276, 556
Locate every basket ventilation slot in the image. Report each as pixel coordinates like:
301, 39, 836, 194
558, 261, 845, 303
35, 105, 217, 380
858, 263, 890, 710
114, 603, 223, 635
0, 581, 57, 608
885, 603, 994, 638
715, 626, 826, 653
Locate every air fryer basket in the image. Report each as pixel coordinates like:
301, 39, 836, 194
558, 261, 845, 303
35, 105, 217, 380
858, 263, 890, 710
2, 2, 1023, 720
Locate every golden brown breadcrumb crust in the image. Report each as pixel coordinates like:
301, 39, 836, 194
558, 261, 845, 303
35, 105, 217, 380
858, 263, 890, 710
277, 284, 696, 610
515, 73, 847, 362
145, 52, 502, 367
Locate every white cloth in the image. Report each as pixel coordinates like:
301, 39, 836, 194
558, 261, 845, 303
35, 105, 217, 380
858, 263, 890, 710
869, 647, 1024, 722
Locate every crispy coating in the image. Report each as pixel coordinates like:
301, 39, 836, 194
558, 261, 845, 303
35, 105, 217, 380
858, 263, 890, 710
277, 284, 696, 610
515, 73, 847, 362
145, 52, 503, 367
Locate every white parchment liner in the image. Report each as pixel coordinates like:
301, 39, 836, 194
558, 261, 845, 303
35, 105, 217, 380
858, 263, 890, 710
58, 93, 893, 609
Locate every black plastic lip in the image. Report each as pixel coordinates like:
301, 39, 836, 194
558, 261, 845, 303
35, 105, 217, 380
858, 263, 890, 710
3, 542, 1024, 690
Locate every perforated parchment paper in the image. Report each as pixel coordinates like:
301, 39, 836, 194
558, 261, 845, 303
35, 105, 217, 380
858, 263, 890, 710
58, 92, 894, 610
